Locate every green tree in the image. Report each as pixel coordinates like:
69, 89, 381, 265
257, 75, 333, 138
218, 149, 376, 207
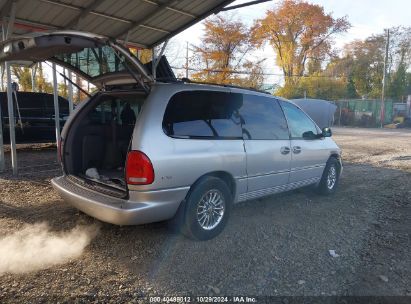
58, 82, 68, 99
276, 75, 348, 100
36, 63, 53, 94
11, 67, 32, 91
346, 75, 358, 98
325, 27, 411, 99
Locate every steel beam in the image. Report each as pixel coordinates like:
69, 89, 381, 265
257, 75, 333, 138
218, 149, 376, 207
153, 39, 168, 78
0, 65, 4, 171
31, 63, 37, 92
115, 0, 175, 39
68, 70, 73, 114
152, 47, 156, 80
150, 0, 235, 48
6, 62, 17, 175
220, 0, 272, 11
141, 0, 196, 18
5, 0, 16, 38
2, 0, 17, 174
63, 0, 102, 29
0, 0, 13, 18
52, 63, 60, 146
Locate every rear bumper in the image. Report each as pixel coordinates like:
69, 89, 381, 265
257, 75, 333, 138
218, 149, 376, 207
51, 176, 189, 225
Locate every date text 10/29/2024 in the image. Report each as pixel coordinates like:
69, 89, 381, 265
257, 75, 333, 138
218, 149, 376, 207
149, 296, 257, 303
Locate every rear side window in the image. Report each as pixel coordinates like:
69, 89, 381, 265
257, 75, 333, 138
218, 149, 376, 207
239, 95, 289, 140
163, 91, 243, 139
280, 101, 318, 138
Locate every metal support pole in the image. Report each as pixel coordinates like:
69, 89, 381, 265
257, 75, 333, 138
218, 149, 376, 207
52, 63, 60, 147
0, 78, 4, 172
5, 1, 17, 39
31, 63, 37, 92
6, 62, 17, 175
0, 64, 3, 91
380, 29, 390, 128
151, 47, 156, 80
185, 41, 189, 79
152, 40, 169, 81
0, 62, 3, 171
68, 70, 74, 114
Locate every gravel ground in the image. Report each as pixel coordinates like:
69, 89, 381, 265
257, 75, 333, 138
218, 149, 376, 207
0, 127, 410, 302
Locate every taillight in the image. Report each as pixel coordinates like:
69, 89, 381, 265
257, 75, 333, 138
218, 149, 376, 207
125, 151, 154, 185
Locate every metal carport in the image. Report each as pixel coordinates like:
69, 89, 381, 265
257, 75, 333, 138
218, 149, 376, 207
0, 0, 237, 174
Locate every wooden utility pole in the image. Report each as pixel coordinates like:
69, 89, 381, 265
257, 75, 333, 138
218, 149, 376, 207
380, 29, 390, 128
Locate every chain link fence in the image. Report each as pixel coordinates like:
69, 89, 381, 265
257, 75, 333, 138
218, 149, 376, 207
333, 99, 399, 128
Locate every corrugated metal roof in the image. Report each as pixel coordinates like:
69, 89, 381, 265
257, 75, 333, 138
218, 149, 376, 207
0, 0, 235, 48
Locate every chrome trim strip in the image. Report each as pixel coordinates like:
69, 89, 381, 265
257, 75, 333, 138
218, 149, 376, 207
290, 164, 325, 172
245, 169, 290, 179
246, 177, 320, 201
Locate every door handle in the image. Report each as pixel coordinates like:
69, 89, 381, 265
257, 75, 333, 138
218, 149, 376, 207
292, 146, 301, 154
280, 146, 290, 155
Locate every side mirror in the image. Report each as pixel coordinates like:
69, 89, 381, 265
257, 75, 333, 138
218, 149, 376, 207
322, 127, 332, 137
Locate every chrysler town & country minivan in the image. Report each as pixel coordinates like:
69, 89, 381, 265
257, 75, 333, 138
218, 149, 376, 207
0, 32, 342, 240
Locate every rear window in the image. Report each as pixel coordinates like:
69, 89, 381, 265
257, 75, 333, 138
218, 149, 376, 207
54, 45, 127, 78
86, 94, 144, 127
163, 91, 243, 139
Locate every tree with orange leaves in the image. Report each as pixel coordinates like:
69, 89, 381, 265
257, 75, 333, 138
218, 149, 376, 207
191, 15, 264, 89
252, 0, 350, 83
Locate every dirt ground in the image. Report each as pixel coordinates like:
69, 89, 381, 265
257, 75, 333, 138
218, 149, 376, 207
0, 127, 410, 302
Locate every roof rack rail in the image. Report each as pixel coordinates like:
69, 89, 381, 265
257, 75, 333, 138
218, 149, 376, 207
164, 78, 272, 95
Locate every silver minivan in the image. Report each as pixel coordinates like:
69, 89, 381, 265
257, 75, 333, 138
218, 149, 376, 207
1, 32, 342, 240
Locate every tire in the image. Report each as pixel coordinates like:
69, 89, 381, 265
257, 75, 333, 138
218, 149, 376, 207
317, 157, 340, 195
180, 176, 232, 241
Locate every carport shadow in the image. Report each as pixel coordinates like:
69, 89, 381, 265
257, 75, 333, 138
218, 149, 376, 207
0, 145, 60, 183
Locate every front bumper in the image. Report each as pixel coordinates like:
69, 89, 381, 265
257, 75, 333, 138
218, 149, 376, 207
51, 176, 189, 225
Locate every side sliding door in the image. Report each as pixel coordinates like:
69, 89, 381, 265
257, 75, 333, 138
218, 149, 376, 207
239, 94, 291, 200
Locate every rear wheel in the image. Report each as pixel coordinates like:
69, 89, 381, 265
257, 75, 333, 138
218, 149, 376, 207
180, 176, 232, 241
317, 157, 340, 195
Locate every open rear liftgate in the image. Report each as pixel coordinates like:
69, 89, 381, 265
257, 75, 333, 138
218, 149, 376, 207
0, 1, 271, 175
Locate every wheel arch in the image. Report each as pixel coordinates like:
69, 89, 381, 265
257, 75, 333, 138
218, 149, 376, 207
189, 171, 236, 198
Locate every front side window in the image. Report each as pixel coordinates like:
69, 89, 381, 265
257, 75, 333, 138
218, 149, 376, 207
163, 91, 243, 139
239, 95, 289, 140
281, 101, 318, 139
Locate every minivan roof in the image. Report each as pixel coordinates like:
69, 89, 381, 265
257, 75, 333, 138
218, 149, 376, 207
154, 80, 273, 97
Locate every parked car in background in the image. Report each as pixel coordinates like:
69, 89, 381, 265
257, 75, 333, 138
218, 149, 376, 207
0, 31, 343, 241
0, 92, 70, 143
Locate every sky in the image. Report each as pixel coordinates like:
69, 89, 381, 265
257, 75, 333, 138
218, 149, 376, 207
46, 0, 411, 87
168, 0, 411, 85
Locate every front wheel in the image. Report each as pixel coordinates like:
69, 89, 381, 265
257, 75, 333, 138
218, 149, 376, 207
317, 157, 340, 195
181, 176, 232, 241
